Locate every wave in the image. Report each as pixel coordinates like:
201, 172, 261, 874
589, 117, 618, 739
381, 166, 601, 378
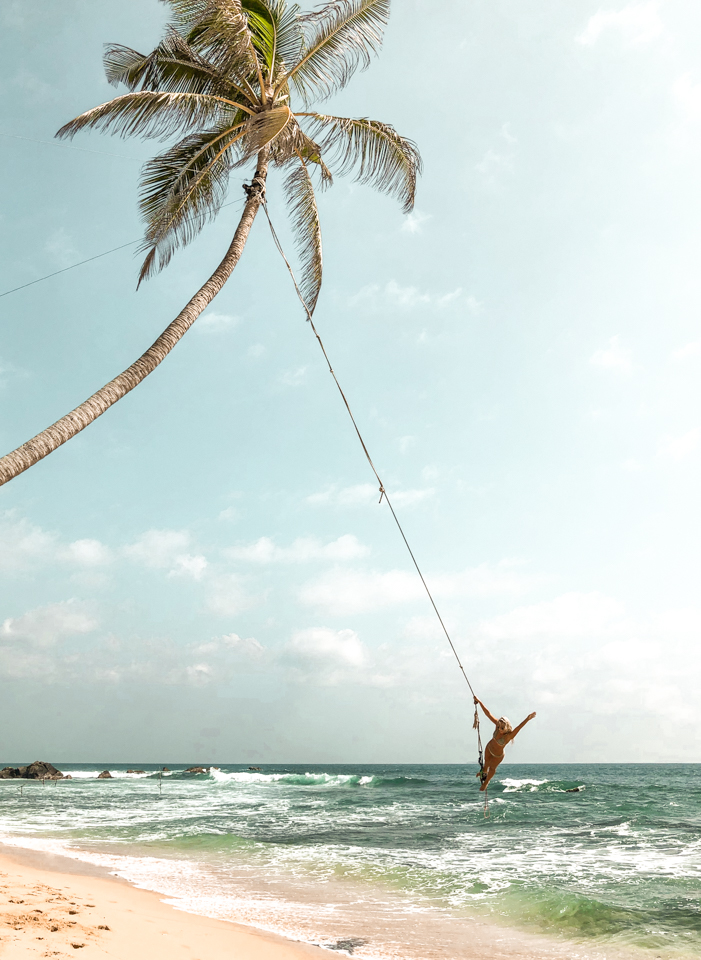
500, 778, 586, 794
205, 770, 432, 789
59, 770, 155, 780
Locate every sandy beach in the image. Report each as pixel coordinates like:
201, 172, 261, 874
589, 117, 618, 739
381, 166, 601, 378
0, 845, 327, 960
0, 839, 651, 960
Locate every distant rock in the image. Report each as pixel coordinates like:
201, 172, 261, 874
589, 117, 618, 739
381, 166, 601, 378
0, 761, 65, 780
185, 766, 206, 774
126, 770, 146, 774
162, 767, 170, 772
248, 766, 261, 771
97, 770, 112, 779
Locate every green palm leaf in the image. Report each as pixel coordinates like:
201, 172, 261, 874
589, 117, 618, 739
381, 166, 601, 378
105, 29, 245, 101
55, 90, 235, 142
283, 154, 324, 312
281, 0, 389, 103
305, 113, 421, 212
137, 105, 291, 283
184, 0, 264, 93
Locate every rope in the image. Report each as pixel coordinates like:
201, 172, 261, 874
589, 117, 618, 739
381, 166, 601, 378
0, 196, 246, 301
259, 196, 480, 704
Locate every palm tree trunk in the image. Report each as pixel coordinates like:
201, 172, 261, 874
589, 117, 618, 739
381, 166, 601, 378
0, 154, 269, 489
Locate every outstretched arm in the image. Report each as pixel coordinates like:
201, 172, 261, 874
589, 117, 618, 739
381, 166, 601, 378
509, 712, 536, 738
474, 697, 499, 725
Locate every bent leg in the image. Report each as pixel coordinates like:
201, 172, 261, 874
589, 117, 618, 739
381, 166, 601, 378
479, 752, 503, 791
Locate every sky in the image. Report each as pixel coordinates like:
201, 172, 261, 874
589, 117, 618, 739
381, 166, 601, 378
1, 0, 701, 764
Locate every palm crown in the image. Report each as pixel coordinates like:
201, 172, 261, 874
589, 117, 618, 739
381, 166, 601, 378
57, 0, 422, 311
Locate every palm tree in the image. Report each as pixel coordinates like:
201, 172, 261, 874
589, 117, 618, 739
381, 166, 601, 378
0, 0, 421, 488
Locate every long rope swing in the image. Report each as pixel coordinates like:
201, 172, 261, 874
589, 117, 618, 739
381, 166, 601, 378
259, 195, 489, 814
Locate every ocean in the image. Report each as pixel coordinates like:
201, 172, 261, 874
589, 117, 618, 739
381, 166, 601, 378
1, 763, 700, 959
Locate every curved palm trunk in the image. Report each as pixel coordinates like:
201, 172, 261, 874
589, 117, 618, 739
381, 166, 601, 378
0, 155, 269, 489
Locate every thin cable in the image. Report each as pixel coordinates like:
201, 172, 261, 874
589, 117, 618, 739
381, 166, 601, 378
0, 241, 139, 299
0, 196, 247, 300
0, 131, 141, 161
260, 199, 477, 701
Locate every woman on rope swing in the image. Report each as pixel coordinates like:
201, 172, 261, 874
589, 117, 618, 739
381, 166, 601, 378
473, 697, 537, 791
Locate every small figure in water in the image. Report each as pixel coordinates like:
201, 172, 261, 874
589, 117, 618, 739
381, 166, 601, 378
473, 697, 536, 791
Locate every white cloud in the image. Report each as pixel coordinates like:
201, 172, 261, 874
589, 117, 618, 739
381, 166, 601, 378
287, 627, 366, 667
671, 340, 701, 363
280, 366, 308, 387
247, 343, 266, 358
59, 538, 112, 566
225, 534, 368, 564
185, 662, 213, 685
0, 514, 56, 571
391, 488, 435, 508
476, 148, 513, 180
282, 627, 371, 684
220, 633, 264, 657
1, 600, 98, 648
478, 592, 627, 641
123, 529, 207, 580
306, 483, 434, 509
673, 74, 701, 126
402, 210, 431, 234
657, 428, 700, 462
350, 280, 468, 312
207, 574, 252, 616
197, 311, 239, 333
397, 435, 415, 454
44, 228, 79, 269
300, 561, 533, 616
576, 2, 662, 47
590, 336, 634, 374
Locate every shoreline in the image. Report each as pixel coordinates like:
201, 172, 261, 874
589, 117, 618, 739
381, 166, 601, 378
0, 842, 329, 959
0, 839, 649, 960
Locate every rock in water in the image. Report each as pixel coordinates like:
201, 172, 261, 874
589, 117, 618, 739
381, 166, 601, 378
97, 770, 112, 779
185, 766, 206, 774
0, 761, 65, 780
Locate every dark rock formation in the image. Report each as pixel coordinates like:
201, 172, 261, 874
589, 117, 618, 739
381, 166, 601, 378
0, 761, 65, 780
97, 770, 112, 779
248, 766, 262, 771
162, 767, 170, 772
185, 766, 206, 774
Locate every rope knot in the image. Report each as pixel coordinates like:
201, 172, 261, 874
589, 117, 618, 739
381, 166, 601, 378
378, 485, 385, 504
243, 176, 266, 201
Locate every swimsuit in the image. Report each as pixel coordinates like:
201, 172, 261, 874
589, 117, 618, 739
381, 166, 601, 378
485, 735, 508, 761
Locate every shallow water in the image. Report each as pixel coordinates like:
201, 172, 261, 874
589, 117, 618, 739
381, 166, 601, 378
1, 763, 700, 958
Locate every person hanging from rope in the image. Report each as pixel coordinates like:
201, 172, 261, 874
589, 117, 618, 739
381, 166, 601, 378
473, 697, 536, 791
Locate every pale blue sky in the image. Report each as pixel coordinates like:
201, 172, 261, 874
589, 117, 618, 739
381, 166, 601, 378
2, 0, 701, 763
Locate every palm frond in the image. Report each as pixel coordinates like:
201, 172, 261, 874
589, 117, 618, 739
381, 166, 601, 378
105, 29, 245, 101
136, 105, 291, 283
304, 113, 421, 212
159, 0, 214, 33
245, 0, 303, 80
55, 91, 235, 142
283, 154, 323, 311
137, 123, 244, 284
185, 1, 264, 95
270, 118, 332, 184
280, 0, 389, 104
241, 105, 293, 156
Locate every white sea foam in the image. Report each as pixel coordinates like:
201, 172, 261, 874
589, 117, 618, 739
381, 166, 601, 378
500, 778, 547, 792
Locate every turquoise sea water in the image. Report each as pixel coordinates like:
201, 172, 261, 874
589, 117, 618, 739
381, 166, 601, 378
1, 764, 700, 959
